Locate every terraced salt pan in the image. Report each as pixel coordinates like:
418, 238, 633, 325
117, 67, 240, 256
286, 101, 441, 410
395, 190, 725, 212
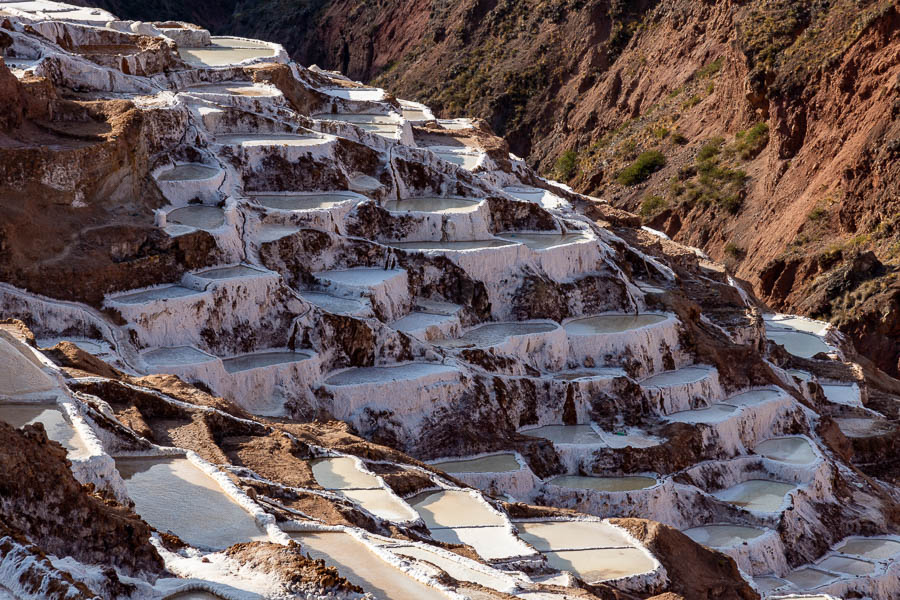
289, 532, 448, 600
711, 479, 796, 513
497, 231, 592, 250
502, 186, 568, 209
821, 383, 862, 407
640, 365, 722, 414
116, 457, 267, 550
216, 133, 325, 147
542, 547, 657, 583
301, 291, 370, 316
516, 521, 632, 551
251, 192, 359, 211
553, 368, 625, 381
321, 87, 385, 101
433, 150, 481, 170
0, 403, 88, 457
314, 113, 398, 125
109, 285, 201, 305
311, 456, 380, 489
221, 350, 313, 374
400, 108, 431, 122
167, 205, 225, 230
836, 538, 900, 560
434, 321, 558, 348
754, 576, 790, 593
682, 524, 766, 548
390, 239, 518, 251
564, 313, 684, 378
0, 335, 56, 396
186, 82, 280, 97
428, 526, 529, 560
665, 403, 737, 424
522, 424, 604, 445
322, 364, 463, 433
728, 388, 786, 406
382, 197, 483, 213
389, 545, 507, 589
142, 346, 217, 368
390, 311, 459, 341
178, 37, 276, 67
816, 555, 876, 575
783, 567, 838, 589
754, 437, 817, 464
767, 330, 833, 358
564, 313, 668, 335
156, 164, 221, 182
193, 265, 271, 280
834, 417, 893, 438
548, 475, 658, 492
432, 453, 520, 474
37, 337, 105, 355
765, 315, 830, 336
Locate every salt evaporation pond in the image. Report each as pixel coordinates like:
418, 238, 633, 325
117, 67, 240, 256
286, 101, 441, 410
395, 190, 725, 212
754, 437, 817, 464
817, 555, 876, 576
836, 538, 900, 559
315, 113, 397, 125
788, 369, 813, 381
390, 239, 518, 252
400, 108, 430, 121
322, 87, 384, 101
409, 490, 526, 559
544, 547, 656, 583
311, 456, 380, 489
390, 545, 504, 589
682, 524, 766, 548
783, 567, 838, 589
116, 457, 268, 550
433, 453, 520, 474
167, 206, 225, 230
179, 37, 276, 67
410, 490, 505, 529
289, 532, 448, 600
517, 521, 632, 551
187, 82, 279, 96
522, 424, 604, 445
310, 456, 419, 521
554, 368, 625, 381
766, 330, 832, 358
0, 336, 57, 396
195, 264, 268, 280
712, 479, 796, 512
834, 417, 893, 438
252, 192, 357, 211
38, 337, 105, 355
111, 285, 200, 304
434, 150, 480, 170
821, 384, 860, 407
221, 350, 312, 374
727, 388, 784, 406
765, 315, 830, 336
666, 403, 737, 424
156, 163, 220, 182
548, 475, 657, 492
143, 346, 216, 368
434, 321, 558, 349
563, 313, 668, 335
0, 404, 88, 457
383, 197, 482, 213
315, 267, 404, 288
216, 134, 324, 147
753, 576, 789, 593
641, 366, 711, 387
165, 592, 223, 600
325, 363, 458, 386
497, 231, 591, 250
